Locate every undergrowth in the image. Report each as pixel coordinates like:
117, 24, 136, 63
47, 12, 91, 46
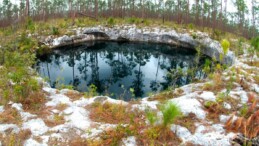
87, 101, 182, 145
225, 93, 259, 140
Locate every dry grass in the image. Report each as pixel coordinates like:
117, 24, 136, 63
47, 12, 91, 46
64, 90, 84, 101
93, 124, 182, 146
47, 129, 99, 146
204, 101, 226, 123
138, 126, 182, 145
254, 75, 259, 84
204, 94, 240, 123
0, 106, 22, 125
97, 124, 132, 145
225, 110, 259, 139
18, 129, 32, 140
239, 78, 250, 91
0, 129, 32, 146
225, 93, 259, 139
68, 138, 89, 146
244, 60, 259, 67
175, 113, 199, 134
87, 100, 183, 145
21, 91, 46, 113
88, 102, 144, 124
87, 101, 183, 145
55, 103, 68, 111
44, 114, 65, 127
148, 88, 184, 102
203, 73, 225, 92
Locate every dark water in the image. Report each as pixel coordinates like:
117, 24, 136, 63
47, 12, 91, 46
37, 41, 209, 100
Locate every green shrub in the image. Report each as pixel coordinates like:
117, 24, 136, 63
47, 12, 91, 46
188, 23, 194, 30
18, 33, 38, 53
55, 77, 74, 90
0, 51, 39, 104
204, 101, 217, 108
127, 17, 137, 24
212, 29, 225, 40
240, 104, 248, 117
216, 92, 226, 103
143, 19, 151, 26
191, 33, 197, 39
251, 36, 259, 52
237, 38, 244, 55
127, 17, 142, 24
107, 17, 115, 26
221, 39, 230, 55
51, 27, 60, 35
75, 18, 85, 27
84, 84, 98, 97
203, 59, 211, 74
25, 18, 35, 32
88, 84, 98, 96
160, 102, 181, 128
145, 109, 158, 126
37, 45, 52, 56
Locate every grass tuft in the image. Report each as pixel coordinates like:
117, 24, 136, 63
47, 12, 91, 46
160, 102, 181, 128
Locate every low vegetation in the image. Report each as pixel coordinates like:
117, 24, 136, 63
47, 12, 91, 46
160, 102, 181, 128
88, 102, 143, 124
225, 93, 259, 140
86, 101, 182, 145
0, 106, 22, 125
221, 39, 230, 55
0, 15, 258, 145
0, 129, 32, 146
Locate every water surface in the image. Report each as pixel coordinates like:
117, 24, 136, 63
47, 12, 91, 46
37, 41, 208, 100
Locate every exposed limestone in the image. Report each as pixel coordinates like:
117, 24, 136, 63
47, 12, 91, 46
42, 25, 235, 65
2, 25, 258, 145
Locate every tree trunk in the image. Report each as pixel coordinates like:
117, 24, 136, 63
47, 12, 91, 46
187, 0, 190, 23
132, 0, 135, 17
252, 0, 255, 37
26, 0, 30, 17
225, 0, 227, 17
142, 0, 144, 19
95, 0, 98, 20
220, 0, 223, 29
196, 0, 199, 25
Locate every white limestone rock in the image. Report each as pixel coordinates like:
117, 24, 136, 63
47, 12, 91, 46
171, 124, 192, 141
0, 106, 4, 113
121, 136, 137, 146
170, 93, 206, 120
64, 106, 91, 130
46, 94, 72, 107
0, 124, 20, 134
223, 102, 231, 110
200, 91, 216, 101
22, 118, 48, 136
53, 35, 73, 46
24, 138, 47, 146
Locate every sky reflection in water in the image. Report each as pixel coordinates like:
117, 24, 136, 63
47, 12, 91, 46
37, 41, 208, 100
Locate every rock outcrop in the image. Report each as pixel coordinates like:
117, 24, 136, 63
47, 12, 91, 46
43, 25, 235, 65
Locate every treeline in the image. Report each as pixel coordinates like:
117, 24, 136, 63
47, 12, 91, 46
0, 0, 258, 38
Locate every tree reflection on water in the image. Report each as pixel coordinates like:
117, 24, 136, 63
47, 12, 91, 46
37, 41, 209, 100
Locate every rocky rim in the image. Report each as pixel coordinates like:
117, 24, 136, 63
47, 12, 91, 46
1, 25, 258, 146
41, 25, 235, 65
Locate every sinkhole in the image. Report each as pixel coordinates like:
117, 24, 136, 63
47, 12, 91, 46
36, 41, 211, 101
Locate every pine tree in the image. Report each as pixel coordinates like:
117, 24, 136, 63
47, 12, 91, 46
233, 0, 248, 28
